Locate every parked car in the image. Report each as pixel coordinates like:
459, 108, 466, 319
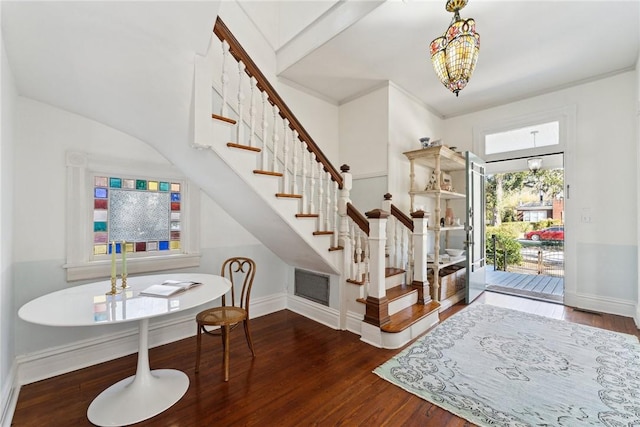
525, 226, 564, 241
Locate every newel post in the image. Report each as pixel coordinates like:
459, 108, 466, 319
411, 210, 432, 304
363, 209, 390, 327
337, 164, 352, 248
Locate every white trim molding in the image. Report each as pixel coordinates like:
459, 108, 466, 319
286, 294, 340, 330
15, 293, 287, 387
0, 363, 18, 427
564, 291, 638, 319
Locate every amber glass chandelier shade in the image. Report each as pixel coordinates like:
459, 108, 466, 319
430, 4, 480, 96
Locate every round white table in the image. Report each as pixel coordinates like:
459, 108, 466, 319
18, 273, 230, 427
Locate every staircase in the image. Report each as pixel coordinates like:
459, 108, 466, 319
191, 17, 440, 349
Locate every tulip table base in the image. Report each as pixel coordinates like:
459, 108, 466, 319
87, 318, 189, 426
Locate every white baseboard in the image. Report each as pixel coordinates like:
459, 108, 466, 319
0, 363, 18, 427
564, 291, 637, 318
15, 294, 287, 387
634, 304, 640, 330
345, 310, 364, 335
285, 294, 340, 330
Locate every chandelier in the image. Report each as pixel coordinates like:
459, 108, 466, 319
429, 0, 480, 96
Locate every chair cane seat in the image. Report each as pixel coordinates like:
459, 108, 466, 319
196, 306, 247, 326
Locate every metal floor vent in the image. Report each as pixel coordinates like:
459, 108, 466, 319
294, 269, 330, 306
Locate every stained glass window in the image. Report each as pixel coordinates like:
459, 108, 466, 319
93, 175, 182, 256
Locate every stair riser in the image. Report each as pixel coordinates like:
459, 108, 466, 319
388, 292, 417, 315
385, 273, 404, 290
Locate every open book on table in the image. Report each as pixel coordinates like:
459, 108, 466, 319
140, 280, 202, 297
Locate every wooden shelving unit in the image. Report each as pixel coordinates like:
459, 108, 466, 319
403, 145, 467, 303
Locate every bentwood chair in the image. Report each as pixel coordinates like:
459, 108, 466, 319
195, 257, 256, 381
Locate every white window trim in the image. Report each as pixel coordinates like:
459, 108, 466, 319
64, 151, 201, 281
473, 105, 576, 163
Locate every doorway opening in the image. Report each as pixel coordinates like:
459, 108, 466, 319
484, 153, 565, 303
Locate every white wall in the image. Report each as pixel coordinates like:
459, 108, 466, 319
12, 98, 288, 357
388, 83, 445, 213
278, 82, 340, 165
444, 72, 638, 316
339, 86, 388, 177
636, 54, 640, 326
1, 35, 17, 421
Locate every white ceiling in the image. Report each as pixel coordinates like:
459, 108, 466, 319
2, 0, 638, 126
253, 0, 640, 118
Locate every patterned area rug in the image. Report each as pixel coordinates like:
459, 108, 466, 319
374, 304, 640, 426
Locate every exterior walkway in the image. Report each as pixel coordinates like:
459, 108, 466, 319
485, 269, 564, 303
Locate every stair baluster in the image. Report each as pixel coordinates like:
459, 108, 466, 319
332, 181, 339, 248
318, 164, 325, 230
236, 61, 246, 145
291, 130, 299, 196
308, 152, 316, 214
261, 91, 269, 170
271, 106, 280, 173
220, 40, 229, 118
248, 77, 257, 148
282, 119, 290, 192
324, 170, 332, 233
300, 140, 308, 213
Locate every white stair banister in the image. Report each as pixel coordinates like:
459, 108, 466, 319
363, 209, 389, 327
261, 91, 269, 170
411, 210, 431, 304
292, 130, 299, 196
236, 61, 246, 145
300, 140, 308, 213
308, 153, 316, 214
338, 165, 352, 248
248, 76, 257, 148
332, 180, 339, 248
271, 106, 280, 173
220, 40, 230, 118
282, 119, 290, 192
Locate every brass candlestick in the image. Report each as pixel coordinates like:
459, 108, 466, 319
106, 276, 120, 295
121, 273, 129, 289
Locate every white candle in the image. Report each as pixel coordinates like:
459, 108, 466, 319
110, 241, 116, 280
122, 240, 127, 276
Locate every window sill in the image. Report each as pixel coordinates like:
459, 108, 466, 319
64, 253, 202, 282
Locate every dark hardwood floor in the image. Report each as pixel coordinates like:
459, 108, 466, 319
11, 292, 640, 426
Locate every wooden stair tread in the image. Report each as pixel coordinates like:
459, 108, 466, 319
313, 231, 333, 236
227, 142, 261, 152
385, 284, 416, 302
275, 193, 302, 199
295, 213, 319, 218
212, 114, 236, 125
254, 170, 283, 177
381, 301, 440, 333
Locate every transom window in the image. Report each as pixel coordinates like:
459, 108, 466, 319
485, 121, 559, 156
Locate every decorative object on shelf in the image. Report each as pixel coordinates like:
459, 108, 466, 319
445, 248, 465, 257
440, 217, 445, 227
426, 171, 439, 190
445, 207, 454, 225
441, 173, 453, 191
420, 137, 431, 148
430, 0, 480, 96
